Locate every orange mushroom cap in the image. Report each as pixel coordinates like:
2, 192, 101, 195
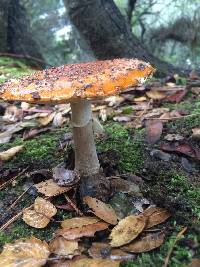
0, 58, 155, 103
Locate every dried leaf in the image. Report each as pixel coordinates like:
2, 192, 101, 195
191, 87, 200, 94
189, 70, 199, 80
142, 206, 170, 229
68, 258, 120, 267
0, 131, 12, 144
113, 116, 131, 122
34, 197, 57, 217
146, 90, 166, 100
187, 259, 200, 267
49, 237, 79, 257
84, 196, 118, 225
53, 164, 80, 186
165, 90, 187, 103
164, 133, 184, 141
134, 96, 147, 102
109, 215, 146, 247
145, 120, 163, 144
23, 127, 50, 140
53, 112, 66, 127
35, 179, 71, 197
56, 221, 109, 240
0, 145, 24, 161
89, 242, 136, 261
122, 232, 165, 253
161, 143, 200, 161
192, 128, 200, 139
22, 209, 50, 228
61, 216, 100, 229
0, 236, 50, 267
38, 112, 56, 126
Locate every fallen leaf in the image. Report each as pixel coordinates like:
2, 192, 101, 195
109, 177, 141, 196
191, 87, 200, 94
142, 206, 170, 229
84, 196, 118, 225
53, 164, 80, 186
35, 179, 72, 197
56, 221, 109, 240
3, 105, 22, 122
0, 131, 12, 144
164, 133, 184, 141
122, 232, 165, 253
109, 215, 146, 247
53, 112, 66, 127
88, 242, 136, 261
165, 89, 187, 103
49, 237, 79, 257
113, 116, 131, 122
22, 209, 50, 228
38, 112, 56, 126
67, 258, 120, 267
161, 143, 200, 161
192, 128, 200, 139
145, 120, 163, 144
23, 127, 50, 140
134, 96, 147, 102
189, 70, 199, 80
0, 236, 50, 267
23, 197, 57, 228
146, 90, 166, 100
34, 197, 57, 217
187, 259, 200, 267
0, 145, 24, 161
61, 216, 100, 229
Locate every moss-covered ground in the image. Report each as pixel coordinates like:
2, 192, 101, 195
0, 56, 199, 266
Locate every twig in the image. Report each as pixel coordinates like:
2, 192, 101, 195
0, 52, 52, 67
64, 194, 84, 216
0, 168, 28, 191
0, 211, 23, 231
163, 227, 187, 267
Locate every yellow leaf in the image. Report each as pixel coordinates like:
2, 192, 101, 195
0, 237, 50, 267
49, 237, 79, 257
35, 179, 71, 197
110, 215, 146, 247
61, 216, 100, 229
0, 145, 24, 161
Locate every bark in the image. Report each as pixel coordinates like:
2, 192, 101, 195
64, 0, 186, 76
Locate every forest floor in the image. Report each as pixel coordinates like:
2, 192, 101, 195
0, 57, 199, 267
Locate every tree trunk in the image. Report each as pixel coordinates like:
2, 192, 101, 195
64, 0, 185, 76
0, 0, 10, 52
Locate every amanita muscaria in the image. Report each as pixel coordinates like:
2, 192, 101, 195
0, 58, 154, 198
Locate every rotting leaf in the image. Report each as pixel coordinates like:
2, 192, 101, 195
38, 111, 56, 126
146, 90, 166, 100
122, 232, 165, 253
0, 236, 50, 267
53, 164, 80, 186
56, 221, 109, 240
35, 179, 72, 197
145, 120, 163, 144
84, 196, 118, 225
142, 206, 170, 229
67, 258, 121, 267
34, 197, 57, 217
61, 216, 100, 229
109, 215, 146, 247
164, 89, 187, 103
23, 197, 57, 228
0, 145, 24, 161
88, 242, 136, 261
49, 237, 79, 257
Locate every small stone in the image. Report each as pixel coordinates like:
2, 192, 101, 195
150, 149, 171, 161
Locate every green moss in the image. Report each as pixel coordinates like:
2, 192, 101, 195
0, 127, 69, 169
97, 123, 144, 173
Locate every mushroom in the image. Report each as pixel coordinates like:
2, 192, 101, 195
0, 58, 154, 199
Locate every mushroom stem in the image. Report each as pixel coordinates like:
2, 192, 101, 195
70, 100, 100, 176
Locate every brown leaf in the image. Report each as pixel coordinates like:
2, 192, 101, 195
23, 127, 50, 140
35, 179, 72, 197
0, 236, 50, 267
109, 177, 141, 196
164, 90, 187, 103
161, 143, 200, 161
53, 164, 80, 186
38, 112, 56, 126
142, 206, 170, 229
122, 232, 165, 253
187, 259, 200, 267
146, 90, 166, 100
189, 70, 199, 80
23, 209, 50, 228
49, 237, 79, 257
56, 221, 109, 240
145, 120, 163, 144
88, 242, 136, 261
0, 145, 24, 161
192, 128, 200, 140
67, 258, 121, 267
109, 215, 146, 247
61, 216, 100, 229
34, 197, 57, 217
84, 196, 118, 225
